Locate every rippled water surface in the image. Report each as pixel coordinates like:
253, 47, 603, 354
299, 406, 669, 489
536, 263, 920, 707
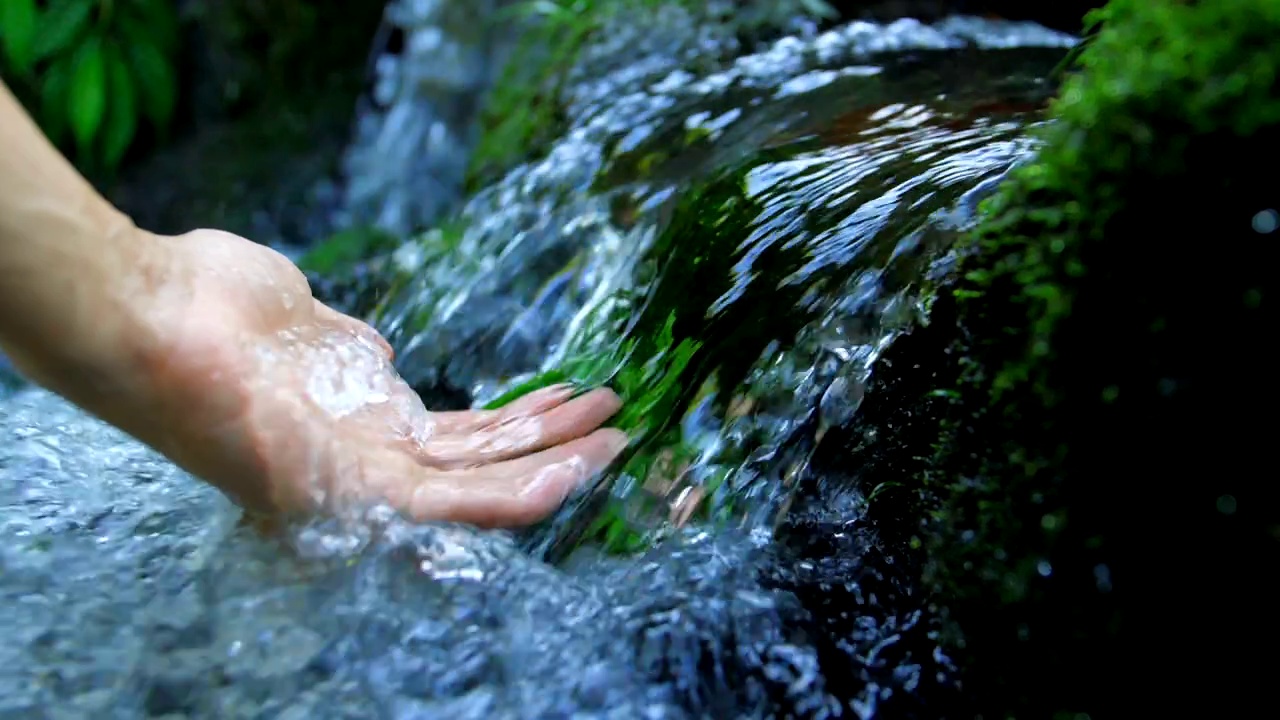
1, 11, 1076, 719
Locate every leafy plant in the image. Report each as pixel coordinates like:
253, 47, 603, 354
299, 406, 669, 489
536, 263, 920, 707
0, 0, 180, 172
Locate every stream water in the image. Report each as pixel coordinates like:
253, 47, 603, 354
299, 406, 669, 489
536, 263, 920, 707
0, 8, 1076, 720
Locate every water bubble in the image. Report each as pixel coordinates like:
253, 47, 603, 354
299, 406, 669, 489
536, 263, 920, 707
1217, 494, 1238, 515
1093, 564, 1112, 593
1252, 209, 1278, 234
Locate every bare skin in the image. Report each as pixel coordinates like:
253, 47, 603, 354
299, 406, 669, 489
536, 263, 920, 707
0, 79, 627, 527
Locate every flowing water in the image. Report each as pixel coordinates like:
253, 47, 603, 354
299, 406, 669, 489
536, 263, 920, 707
0, 8, 1076, 719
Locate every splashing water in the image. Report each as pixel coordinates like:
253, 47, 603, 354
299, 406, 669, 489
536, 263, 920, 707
371, 16, 1072, 561
0, 10, 1077, 719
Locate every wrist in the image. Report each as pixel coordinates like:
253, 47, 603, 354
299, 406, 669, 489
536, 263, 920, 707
1, 219, 170, 410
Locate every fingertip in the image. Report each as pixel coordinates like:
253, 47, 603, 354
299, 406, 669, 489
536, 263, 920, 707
564, 427, 629, 477
584, 386, 623, 415
598, 427, 630, 456
509, 429, 628, 524
550, 387, 623, 431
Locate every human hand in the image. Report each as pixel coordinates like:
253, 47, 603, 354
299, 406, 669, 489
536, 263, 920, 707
115, 229, 627, 527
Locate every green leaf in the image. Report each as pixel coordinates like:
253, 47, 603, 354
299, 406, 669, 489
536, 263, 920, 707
67, 35, 106, 152
39, 55, 74, 145
0, 0, 38, 74
31, 0, 95, 63
119, 0, 180, 56
100, 40, 136, 169
126, 38, 176, 129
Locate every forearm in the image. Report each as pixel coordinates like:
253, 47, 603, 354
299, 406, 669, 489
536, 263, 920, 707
0, 79, 159, 394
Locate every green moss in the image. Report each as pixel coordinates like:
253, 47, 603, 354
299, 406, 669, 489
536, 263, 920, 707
844, 0, 1280, 715
297, 225, 401, 275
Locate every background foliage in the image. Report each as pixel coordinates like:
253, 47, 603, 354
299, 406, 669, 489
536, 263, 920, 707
0, 0, 179, 173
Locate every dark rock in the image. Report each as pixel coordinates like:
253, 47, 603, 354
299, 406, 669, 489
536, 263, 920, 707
804, 0, 1280, 715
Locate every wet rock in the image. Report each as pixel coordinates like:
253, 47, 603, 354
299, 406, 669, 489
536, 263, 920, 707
372, 13, 1073, 405
804, 0, 1280, 715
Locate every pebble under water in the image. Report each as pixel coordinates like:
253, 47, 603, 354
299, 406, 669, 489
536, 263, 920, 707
1, 11, 1077, 720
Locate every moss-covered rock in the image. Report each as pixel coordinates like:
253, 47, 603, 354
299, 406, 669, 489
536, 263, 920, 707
468, 0, 838, 190
488, 73, 1049, 557
811, 0, 1280, 715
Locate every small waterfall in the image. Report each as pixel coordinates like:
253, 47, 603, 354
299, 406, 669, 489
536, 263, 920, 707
367, 12, 1075, 560
0, 7, 1090, 718
340, 0, 518, 235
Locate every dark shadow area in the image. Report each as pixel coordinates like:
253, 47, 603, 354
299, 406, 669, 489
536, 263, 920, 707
105, 1, 387, 246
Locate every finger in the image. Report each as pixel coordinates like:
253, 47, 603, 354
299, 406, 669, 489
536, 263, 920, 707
422, 387, 622, 468
399, 428, 628, 527
428, 383, 577, 434
495, 382, 580, 417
